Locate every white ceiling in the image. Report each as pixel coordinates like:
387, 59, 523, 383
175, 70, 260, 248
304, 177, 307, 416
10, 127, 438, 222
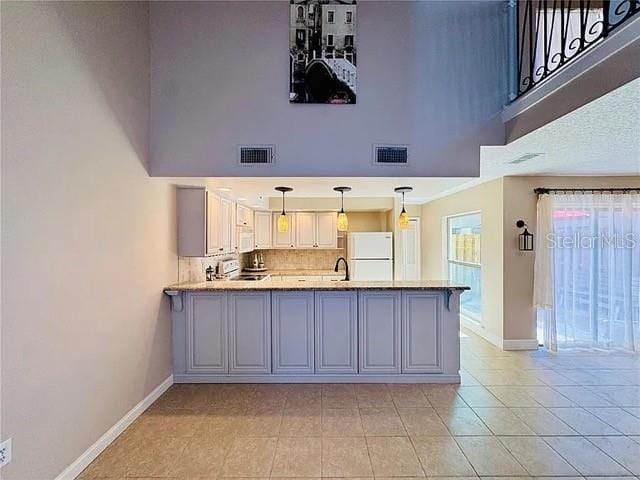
173, 77, 640, 207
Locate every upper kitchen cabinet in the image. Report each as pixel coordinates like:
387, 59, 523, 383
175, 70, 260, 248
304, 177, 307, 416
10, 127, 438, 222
236, 204, 253, 228
316, 212, 337, 248
254, 211, 272, 249
294, 212, 316, 248
220, 197, 233, 254
272, 212, 295, 249
177, 186, 234, 256
206, 191, 221, 255
295, 212, 337, 249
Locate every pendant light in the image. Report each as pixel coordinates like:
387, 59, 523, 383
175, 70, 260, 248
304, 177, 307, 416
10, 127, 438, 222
394, 186, 413, 230
333, 186, 351, 232
275, 187, 293, 233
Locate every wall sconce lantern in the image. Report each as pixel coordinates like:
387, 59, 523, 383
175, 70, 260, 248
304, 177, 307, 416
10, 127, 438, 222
333, 186, 351, 232
275, 187, 293, 233
516, 220, 534, 251
394, 186, 413, 230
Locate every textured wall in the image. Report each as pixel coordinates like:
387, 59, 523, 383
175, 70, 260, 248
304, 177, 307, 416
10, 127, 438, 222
149, 1, 508, 177
1, 2, 177, 478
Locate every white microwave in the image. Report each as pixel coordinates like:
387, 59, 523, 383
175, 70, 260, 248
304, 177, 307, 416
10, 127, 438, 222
238, 231, 254, 253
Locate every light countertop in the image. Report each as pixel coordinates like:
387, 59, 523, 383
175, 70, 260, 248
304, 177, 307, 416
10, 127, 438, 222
165, 280, 470, 292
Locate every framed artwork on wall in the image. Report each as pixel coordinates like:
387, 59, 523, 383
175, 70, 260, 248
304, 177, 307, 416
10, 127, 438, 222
289, 0, 357, 104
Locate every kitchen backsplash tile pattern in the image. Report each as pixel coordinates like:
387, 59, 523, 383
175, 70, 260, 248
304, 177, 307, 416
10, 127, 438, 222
258, 249, 345, 271
178, 248, 348, 282
178, 252, 251, 283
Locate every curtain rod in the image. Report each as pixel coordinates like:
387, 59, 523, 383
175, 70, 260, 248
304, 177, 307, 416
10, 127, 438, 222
534, 187, 640, 195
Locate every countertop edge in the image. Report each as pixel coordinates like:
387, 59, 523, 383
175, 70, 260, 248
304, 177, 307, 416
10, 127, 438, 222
164, 282, 470, 292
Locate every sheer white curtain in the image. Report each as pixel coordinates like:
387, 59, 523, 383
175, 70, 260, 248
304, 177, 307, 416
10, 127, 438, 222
534, 192, 640, 352
534, 194, 557, 351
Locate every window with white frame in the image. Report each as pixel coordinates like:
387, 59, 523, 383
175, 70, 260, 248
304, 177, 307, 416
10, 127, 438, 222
447, 213, 482, 321
327, 10, 335, 23
345, 11, 353, 23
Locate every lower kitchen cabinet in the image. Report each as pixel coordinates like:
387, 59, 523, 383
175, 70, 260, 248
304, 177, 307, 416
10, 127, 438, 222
272, 291, 314, 373
358, 291, 401, 373
401, 291, 442, 373
186, 292, 228, 373
173, 288, 459, 381
315, 291, 357, 373
228, 291, 271, 374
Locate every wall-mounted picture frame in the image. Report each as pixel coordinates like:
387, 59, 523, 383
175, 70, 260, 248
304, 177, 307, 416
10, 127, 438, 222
289, 0, 357, 104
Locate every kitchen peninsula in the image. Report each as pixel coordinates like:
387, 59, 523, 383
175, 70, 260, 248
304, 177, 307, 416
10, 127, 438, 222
165, 280, 468, 383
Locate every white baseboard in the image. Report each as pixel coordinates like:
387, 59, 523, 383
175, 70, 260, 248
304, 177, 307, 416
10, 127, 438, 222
55, 375, 174, 480
461, 317, 503, 349
502, 338, 539, 351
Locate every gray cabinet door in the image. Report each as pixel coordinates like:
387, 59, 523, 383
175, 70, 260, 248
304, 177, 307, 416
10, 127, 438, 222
315, 291, 357, 373
229, 291, 271, 374
401, 291, 443, 373
359, 291, 401, 373
272, 291, 314, 373
186, 292, 228, 373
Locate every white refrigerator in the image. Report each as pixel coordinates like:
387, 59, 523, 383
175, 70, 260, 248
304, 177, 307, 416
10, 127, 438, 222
348, 232, 393, 281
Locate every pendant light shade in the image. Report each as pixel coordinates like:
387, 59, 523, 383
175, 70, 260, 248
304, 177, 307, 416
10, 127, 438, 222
277, 213, 289, 233
398, 208, 410, 229
275, 187, 293, 233
395, 187, 413, 230
333, 186, 352, 232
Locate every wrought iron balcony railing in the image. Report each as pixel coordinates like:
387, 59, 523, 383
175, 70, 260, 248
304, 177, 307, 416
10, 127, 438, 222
516, 0, 640, 97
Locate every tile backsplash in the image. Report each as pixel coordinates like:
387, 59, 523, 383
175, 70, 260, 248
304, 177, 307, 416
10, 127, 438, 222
256, 248, 345, 271
178, 248, 346, 282
178, 252, 251, 283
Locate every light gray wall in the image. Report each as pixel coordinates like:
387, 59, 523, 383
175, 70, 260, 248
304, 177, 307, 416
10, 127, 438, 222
1, 2, 177, 478
150, 1, 509, 177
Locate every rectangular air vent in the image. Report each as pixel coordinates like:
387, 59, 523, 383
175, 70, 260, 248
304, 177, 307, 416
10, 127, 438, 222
238, 145, 275, 166
373, 144, 409, 165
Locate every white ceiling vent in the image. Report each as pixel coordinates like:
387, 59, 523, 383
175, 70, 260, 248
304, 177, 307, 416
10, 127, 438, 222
238, 145, 275, 166
373, 145, 409, 165
507, 152, 544, 164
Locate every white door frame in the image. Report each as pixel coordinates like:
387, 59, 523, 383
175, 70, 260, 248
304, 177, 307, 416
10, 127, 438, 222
400, 216, 421, 280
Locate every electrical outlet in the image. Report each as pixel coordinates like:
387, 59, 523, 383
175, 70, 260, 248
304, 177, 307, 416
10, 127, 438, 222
0, 438, 12, 468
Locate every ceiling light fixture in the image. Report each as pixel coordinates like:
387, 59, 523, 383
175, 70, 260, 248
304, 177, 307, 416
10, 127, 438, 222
218, 187, 232, 192
275, 186, 293, 233
333, 186, 352, 232
394, 186, 413, 230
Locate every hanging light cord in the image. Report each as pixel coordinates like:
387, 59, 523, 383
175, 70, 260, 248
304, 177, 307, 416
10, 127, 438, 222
340, 191, 345, 213
281, 191, 286, 215
401, 192, 406, 213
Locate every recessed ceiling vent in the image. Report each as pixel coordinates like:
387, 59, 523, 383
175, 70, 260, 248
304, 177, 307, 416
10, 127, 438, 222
238, 145, 275, 166
373, 145, 409, 165
507, 152, 544, 164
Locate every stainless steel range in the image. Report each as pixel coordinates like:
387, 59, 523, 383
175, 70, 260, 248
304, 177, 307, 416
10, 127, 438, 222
218, 259, 270, 281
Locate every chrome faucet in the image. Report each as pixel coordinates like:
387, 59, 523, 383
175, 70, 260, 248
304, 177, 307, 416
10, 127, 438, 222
334, 257, 350, 281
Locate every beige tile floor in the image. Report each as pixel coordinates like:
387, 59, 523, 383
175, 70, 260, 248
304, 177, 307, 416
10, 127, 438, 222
80, 331, 640, 479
